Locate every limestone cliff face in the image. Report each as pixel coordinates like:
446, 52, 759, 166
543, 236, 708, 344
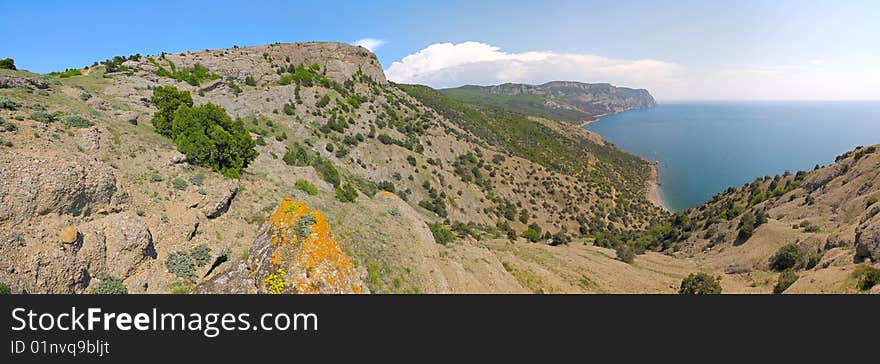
197, 197, 365, 294
126, 42, 386, 86
489, 81, 655, 118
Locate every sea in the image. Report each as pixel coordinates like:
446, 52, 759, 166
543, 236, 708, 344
585, 101, 880, 211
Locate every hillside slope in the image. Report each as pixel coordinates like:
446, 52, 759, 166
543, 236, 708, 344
0, 43, 667, 294
441, 81, 656, 124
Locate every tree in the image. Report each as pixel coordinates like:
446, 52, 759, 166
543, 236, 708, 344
0, 58, 15, 70
170, 103, 258, 178
334, 182, 358, 202
769, 244, 803, 271
615, 244, 635, 263
773, 270, 798, 294
678, 273, 722, 294
150, 86, 193, 136
428, 222, 454, 245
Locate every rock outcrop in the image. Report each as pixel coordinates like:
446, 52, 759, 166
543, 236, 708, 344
197, 197, 365, 294
856, 219, 880, 262
0, 152, 126, 222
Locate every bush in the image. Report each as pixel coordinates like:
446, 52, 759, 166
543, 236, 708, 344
769, 244, 803, 272
166, 251, 196, 279
168, 280, 193, 294
190, 244, 212, 267
0, 117, 17, 132
312, 157, 340, 187
773, 270, 798, 294
854, 264, 880, 291
283, 102, 295, 115
30, 110, 59, 123
377, 180, 395, 193
0, 283, 10, 294
244, 75, 257, 86
150, 86, 193, 137
0, 96, 21, 110
150, 173, 164, 182
63, 114, 93, 128
521, 228, 541, 243
428, 222, 454, 245
172, 177, 187, 190
678, 273, 722, 294
283, 143, 311, 166
167, 102, 258, 178
335, 182, 358, 202
406, 155, 417, 166
615, 244, 635, 263
91, 276, 128, 294
0, 58, 15, 70
295, 178, 318, 195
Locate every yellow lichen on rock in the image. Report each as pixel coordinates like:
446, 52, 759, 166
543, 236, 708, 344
262, 197, 364, 294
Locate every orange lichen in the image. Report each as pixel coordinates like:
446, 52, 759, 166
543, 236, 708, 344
262, 197, 364, 294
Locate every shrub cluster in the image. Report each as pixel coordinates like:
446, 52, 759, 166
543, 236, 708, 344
150, 86, 257, 178
428, 222, 454, 245
91, 276, 128, 294
165, 244, 212, 280
678, 273, 722, 294
295, 178, 318, 195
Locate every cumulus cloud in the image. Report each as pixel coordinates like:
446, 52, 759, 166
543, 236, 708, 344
352, 38, 386, 52
384, 42, 686, 96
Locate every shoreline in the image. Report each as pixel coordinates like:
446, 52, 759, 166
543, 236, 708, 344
647, 161, 669, 211
578, 113, 607, 128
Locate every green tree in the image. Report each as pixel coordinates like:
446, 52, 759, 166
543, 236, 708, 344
335, 182, 358, 202
170, 103, 258, 178
678, 273, 722, 294
150, 86, 193, 136
428, 222, 454, 245
773, 270, 798, 294
0, 58, 15, 70
769, 244, 803, 272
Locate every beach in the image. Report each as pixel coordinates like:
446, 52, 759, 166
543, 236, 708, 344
647, 162, 668, 211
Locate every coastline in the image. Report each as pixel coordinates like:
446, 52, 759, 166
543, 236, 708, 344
578, 113, 607, 128
647, 161, 668, 211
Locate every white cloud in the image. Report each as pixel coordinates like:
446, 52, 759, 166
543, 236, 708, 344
352, 38, 386, 52
385, 42, 880, 100
384, 41, 686, 97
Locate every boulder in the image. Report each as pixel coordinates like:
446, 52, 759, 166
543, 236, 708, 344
855, 221, 880, 262
0, 152, 125, 222
197, 197, 365, 294
59, 226, 78, 244
202, 180, 238, 219
78, 213, 156, 279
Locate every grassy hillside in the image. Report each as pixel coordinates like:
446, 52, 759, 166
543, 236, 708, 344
440, 85, 593, 123
398, 84, 662, 229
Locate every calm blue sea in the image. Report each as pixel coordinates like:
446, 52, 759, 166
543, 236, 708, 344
585, 101, 880, 211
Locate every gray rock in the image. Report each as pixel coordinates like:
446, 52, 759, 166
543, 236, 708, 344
202, 181, 239, 219
0, 152, 123, 222
0, 74, 51, 90
855, 221, 880, 262
78, 213, 156, 279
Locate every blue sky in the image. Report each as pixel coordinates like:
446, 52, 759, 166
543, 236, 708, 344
2, 0, 879, 100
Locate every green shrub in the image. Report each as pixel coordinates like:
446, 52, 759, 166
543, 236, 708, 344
854, 264, 880, 291
406, 155, 417, 166
283, 102, 295, 115
30, 110, 59, 123
678, 273, 722, 294
311, 157, 340, 187
295, 178, 318, 195
150, 173, 164, 182
168, 280, 193, 294
0, 117, 17, 132
773, 270, 798, 294
166, 251, 196, 279
172, 177, 187, 190
335, 182, 358, 202
149, 58, 219, 86
63, 114, 93, 128
80, 91, 92, 101
377, 180, 395, 193
521, 228, 541, 243
283, 143, 310, 166
615, 244, 635, 263
0, 58, 15, 70
867, 195, 879, 208
227, 81, 242, 95
49, 68, 82, 78
769, 244, 803, 271
0, 96, 21, 110
167, 102, 258, 178
295, 214, 317, 241
0, 283, 10, 294
190, 244, 212, 267
150, 86, 193, 136
91, 276, 128, 294
245, 75, 257, 87
428, 222, 454, 245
